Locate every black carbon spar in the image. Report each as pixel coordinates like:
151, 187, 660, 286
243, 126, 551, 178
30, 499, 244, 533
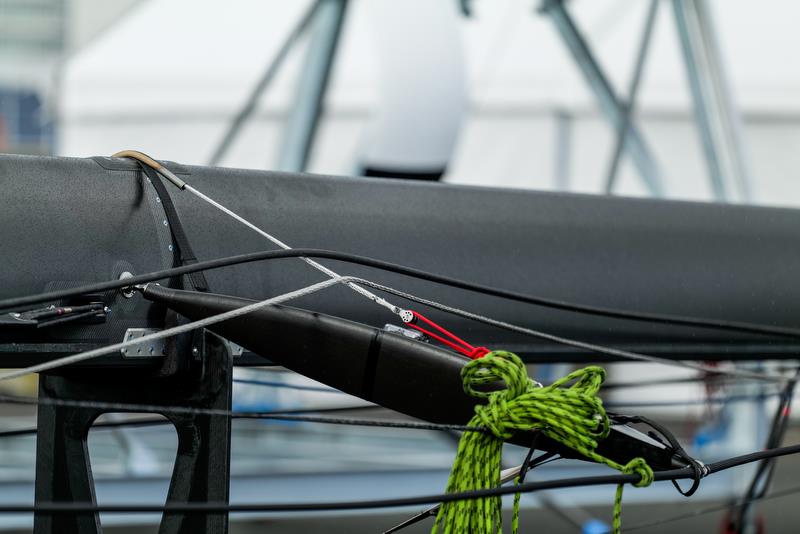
5, 154, 800, 365
141, 283, 687, 471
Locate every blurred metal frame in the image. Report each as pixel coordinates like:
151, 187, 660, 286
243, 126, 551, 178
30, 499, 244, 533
540, 0, 665, 197
673, 0, 752, 202
277, 0, 349, 172
207, 0, 349, 173
208, 1, 323, 167
541, 0, 753, 203
603, 0, 660, 194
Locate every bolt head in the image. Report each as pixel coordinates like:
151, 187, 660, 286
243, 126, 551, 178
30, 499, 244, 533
119, 272, 135, 298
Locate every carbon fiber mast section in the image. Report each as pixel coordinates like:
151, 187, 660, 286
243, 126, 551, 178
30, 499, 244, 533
3, 154, 800, 365
142, 284, 684, 470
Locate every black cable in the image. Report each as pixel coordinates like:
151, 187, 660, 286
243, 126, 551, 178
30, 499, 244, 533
0, 392, 481, 434
602, 375, 732, 390
751, 399, 794, 496
11, 441, 800, 515
0, 418, 168, 439
2, 248, 800, 340
0, 391, 784, 442
0, 475, 649, 514
613, 413, 704, 497
517, 436, 542, 484
237, 404, 380, 416
704, 443, 800, 473
0, 404, 383, 440
620, 483, 800, 532
519, 452, 557, 485
604, 391, 783, 409
233, 377, 340, 393
384, 442, 561, 534
5, 389, 788, 439
732, 366, 800, 530
754, 372, 798, 495
235, 369, 782, 402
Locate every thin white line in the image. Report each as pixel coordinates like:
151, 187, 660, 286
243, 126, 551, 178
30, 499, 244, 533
0, 276, 351, 382
184, 184, 403, 315
347, 278, 789, 383
4, 273, 785, 384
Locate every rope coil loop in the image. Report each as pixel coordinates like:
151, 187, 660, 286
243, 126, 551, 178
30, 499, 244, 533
433, 351, 653, 534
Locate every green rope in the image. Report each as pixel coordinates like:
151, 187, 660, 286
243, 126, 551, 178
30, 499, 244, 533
432, 351, 653, 534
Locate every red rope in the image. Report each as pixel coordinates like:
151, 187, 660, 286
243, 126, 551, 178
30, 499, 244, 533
404, 311, 490, 359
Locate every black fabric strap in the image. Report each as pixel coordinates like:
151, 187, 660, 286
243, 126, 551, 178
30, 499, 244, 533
138, 163, 209, 292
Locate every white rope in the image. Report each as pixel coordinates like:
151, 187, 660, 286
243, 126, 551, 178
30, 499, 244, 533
346, 278, 790, 383
184, 185, 404, 315
0, 276, 352, 382
5, 271, 786, 384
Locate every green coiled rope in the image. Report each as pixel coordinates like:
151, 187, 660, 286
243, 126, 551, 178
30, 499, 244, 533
431, 351, 653, 534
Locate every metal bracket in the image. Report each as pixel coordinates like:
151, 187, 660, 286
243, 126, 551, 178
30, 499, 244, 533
225, 340, 244, 358
121, 328, 166, 358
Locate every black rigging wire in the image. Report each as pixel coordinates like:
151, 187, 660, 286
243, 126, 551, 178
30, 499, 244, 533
349, 277, 786, 381
602, 375, 731, 390
2, 249, 797, 522
620, 483, 800, 532
603, 391, 783, 409
517, 436, 545, 484
0, 404, 383, 440
1, 390, 788, 441
251, 371, 745, 393
232, 372, 792, 410
10, 441, 800, 515
384, 437, 561, 534
2, 248, 799, 340
0, 418, 167, 439
240, 367, 777, 392
731, 366, 800, 531
0, 393, 482, 434
233, 377, 340, 393
237, 366, 786, 405
1, 248, 793, 382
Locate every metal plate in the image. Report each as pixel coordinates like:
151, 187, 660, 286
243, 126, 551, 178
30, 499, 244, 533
121, 328, 165, 358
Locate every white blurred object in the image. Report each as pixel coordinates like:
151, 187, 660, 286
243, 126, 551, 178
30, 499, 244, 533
356, 0, 467, 178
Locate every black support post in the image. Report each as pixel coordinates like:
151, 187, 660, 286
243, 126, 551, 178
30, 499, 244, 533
33, 331, 233, 534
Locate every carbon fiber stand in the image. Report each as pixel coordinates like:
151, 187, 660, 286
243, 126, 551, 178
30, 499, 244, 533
33, 332, 232, 534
